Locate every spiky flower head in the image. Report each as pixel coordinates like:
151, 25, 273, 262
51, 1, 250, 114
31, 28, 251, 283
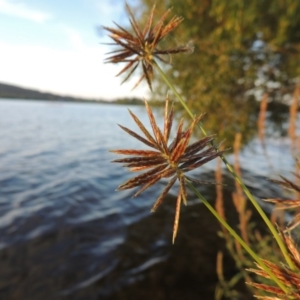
248, 169, 300, 299
110, 96, 223, 243
103, 4, 192, 90
265, 172, 300, 232
247, 230, 300, 299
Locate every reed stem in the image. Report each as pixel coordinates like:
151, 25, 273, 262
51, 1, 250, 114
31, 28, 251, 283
153, 60, 295, 270
186, 181, 290, 295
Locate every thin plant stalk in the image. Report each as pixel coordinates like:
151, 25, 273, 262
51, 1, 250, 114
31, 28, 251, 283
186, 180, 290, 295
153, 60, 295, 270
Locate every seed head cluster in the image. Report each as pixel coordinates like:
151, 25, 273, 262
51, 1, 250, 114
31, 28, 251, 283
111, 97, 223, 242
248, 230, 300, 299
247, 170, 300, 298
265, 172, 300, 232
103, 4, 192, 90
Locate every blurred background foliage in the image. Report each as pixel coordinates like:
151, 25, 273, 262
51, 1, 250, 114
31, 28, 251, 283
130, 0, 300, 145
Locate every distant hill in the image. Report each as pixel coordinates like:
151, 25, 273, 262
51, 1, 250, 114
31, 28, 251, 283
0, 82, 104, 102
0, 82, 145, 105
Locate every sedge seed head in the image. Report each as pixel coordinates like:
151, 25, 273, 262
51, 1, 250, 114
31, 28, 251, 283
110, 96, 224, 242
103, 4, 192, 90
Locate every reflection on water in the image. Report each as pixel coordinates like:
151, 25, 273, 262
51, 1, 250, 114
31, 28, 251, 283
0, 99, 297, 299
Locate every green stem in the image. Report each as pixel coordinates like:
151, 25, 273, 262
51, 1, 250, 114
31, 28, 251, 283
153, 60, 295, 270
187, 181, 290, 295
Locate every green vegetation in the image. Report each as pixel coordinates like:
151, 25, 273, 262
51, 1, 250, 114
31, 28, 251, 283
105, 2, 300, 299
134, 0, 300, 144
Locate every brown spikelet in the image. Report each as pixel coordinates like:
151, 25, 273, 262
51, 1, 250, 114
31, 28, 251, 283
289, 80, 300, 148
111, 96, 223, 242
258, 93, 268, 143
103, 4, 192, 90
215, 145, 227, 237
232, 132, 251, 245
127, 109, 157, 146
248, 229, 300, 299
265, 172, 300, 232
172, 192, 182, 244
216, 251, 225, 282
280, 231, 300, 270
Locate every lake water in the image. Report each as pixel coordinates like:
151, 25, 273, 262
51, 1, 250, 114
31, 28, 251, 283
0, 99, 296, 299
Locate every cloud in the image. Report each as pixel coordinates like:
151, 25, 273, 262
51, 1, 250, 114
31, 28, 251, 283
63, 27, 90, 52
0, 37, 148, 100
0, 0, 51, 22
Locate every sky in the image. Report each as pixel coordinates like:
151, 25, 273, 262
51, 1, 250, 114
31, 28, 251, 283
0, 0, 148, 100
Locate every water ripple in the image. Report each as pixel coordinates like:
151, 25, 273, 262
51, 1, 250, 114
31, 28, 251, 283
0, 100, 296, 299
